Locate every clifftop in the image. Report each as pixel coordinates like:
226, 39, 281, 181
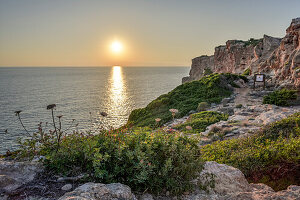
183, 18, 300, 89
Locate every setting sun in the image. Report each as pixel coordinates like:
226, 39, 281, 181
110, 41, 123, 53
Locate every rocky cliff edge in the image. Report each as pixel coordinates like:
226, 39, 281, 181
183, 18, 300, 89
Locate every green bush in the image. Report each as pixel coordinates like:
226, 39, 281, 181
175, 111, 228, 134
128, 73, 246, 127
200, 112, 300, 190
243, 38, 262, 46
203, 68, 213, 76
197, 102, 209, 111
235, 104, 243, 108
263, 89, 297, 106
242, 68, 250, 76
43, 128, 203, 195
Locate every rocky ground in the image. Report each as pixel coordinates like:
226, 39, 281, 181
1, 159, 300, 200
165, 78, 300, 145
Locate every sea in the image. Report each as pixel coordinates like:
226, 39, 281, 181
0, 66, 189, 154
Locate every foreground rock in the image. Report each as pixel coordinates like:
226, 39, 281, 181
183, 18, 300, 88
197, 161, 252, 195
58, 182, 137, 200
56, 161, 300, 200
183, 161, 300, 200
0, 159, 43, 195
1, 159, 299, 200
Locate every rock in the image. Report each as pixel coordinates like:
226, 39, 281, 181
196, 161, 252, 195
188, 110, 196, 115
61, 184, 72, 191
0, 159, 43, 194
22, 197, 50, 200
57, 174, 86, 182
182, 55, 214, 83
182, 18, 300, 88
0, 195, 8, 200
225, 133, 235, 137
226, 184, 300, 200
211, 103, 217, 107
182, 192, 222, 200
31, 156, 46, 162
139, 193, 154, 200
218, 107, 234, 116
58, 182, 137, 200
221, 98, 231, 105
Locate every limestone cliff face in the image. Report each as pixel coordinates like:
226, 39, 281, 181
183, 18, 300, 88
259, 18, 300, 88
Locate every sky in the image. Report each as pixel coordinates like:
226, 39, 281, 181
0, 0, 299, 67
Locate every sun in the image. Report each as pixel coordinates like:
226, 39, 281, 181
110, 41, 123, 53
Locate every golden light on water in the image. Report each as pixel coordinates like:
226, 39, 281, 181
108, 66, 128, 126
111, 66, 123, 96
93, 66, 130, 129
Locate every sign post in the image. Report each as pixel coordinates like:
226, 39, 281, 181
254, 74, 266, 90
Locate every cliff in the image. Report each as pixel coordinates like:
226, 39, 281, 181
183, 18, 300, 89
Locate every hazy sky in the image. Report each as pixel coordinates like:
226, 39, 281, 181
0, 0, 299, 67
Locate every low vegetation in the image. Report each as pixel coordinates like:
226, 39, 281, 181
263, 89, 298, 106
242, 68, 250, 76
200, 112, 300, 191
203, 68, 213, 76
17, 126, 203, 195
127, 73, 247, 127
175, 111, 228, 134
243, 38, 263, 46
197, 102, 209, 111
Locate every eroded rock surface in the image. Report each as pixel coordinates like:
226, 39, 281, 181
183, 18, 300, 88
197, 161, 252, 195
183, 162, 300, 200
0, 159, 43, 195
58, 182, 137, 200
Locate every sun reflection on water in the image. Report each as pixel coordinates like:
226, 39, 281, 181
111, 66, 123, 97
93, 66, 130, 129
108, 66, 128, 127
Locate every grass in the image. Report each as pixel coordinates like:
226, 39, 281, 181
200, 112, 300, 191
175, 111, 228, 134
127, 73, 247, 127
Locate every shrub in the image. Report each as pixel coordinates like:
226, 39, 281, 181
235, 104, 243, 108
197, 102, 209, 111
203, 68, 213, 76
175, 111, 228, 134
263, 89, 297, 106
43, 128, 203, 195
243, 38, 262, 47
200, 112, 300, 190
128, 73, 245, 127
242, 68, 250, 76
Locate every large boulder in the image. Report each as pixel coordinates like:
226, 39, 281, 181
58, 182, 137, 200
184, 162, 300, 200
197, 161, 252, 195
0, 159, 43, 194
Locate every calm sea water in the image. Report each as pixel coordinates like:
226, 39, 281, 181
0, 66, 189, 154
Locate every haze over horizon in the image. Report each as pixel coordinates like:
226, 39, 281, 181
0, 0, 299, 67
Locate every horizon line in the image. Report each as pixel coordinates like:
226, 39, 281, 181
0, 65, 190, 68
